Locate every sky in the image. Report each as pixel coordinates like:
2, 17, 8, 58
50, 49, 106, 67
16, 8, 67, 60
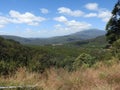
0, 0, 117, 38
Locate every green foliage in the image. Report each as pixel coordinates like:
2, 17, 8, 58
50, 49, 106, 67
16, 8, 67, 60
105, 1, 120, 60
111, 39, 120, 59
73, 53, 95, 69
0, 35, 113, 75
71, 35, 107, 48
113, 39, 120, 49
106, 1, 120, 45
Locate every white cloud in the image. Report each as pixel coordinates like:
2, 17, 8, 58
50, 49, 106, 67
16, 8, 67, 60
9, 10, 46, 26
54, 15, 92, 31
66, 20, 91, 29
0, 10, 46, 28
84, 3, 111, 22
0, 16, 9, 28
54, 16, 67, 22
53, 16, 92, 35
84, 13, 97, 17
54, 16, 91, 29
57, 4, 111, 23
34, 21, 91, 37
58, 7, 84, 17
85, 3, 98, 10
98, 10, 112, 22
40, 8, 49, 14
0, 16, 92, 37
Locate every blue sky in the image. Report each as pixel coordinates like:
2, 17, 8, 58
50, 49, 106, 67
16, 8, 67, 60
0, 0, 117, 37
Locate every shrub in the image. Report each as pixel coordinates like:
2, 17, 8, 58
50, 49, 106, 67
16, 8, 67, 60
112, 39, 120, 59
73, 53, 95, 69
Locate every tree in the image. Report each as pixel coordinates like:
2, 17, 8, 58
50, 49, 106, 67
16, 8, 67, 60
106, 0, 120, 45
73, 53, 95, 69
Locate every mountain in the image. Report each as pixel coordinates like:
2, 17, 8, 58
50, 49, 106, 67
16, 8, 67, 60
69, 35, 107, 47
1, 29, 106, 45
71, 29, 106, 39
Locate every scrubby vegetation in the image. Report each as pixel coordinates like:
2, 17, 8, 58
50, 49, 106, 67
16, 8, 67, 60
1, 1, 120, 90
0, 36, 112, 75
0, 59, 120, 90
0, 34, 120, 90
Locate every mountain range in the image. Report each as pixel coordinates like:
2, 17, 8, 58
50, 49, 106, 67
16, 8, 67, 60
1, 29, 106, 45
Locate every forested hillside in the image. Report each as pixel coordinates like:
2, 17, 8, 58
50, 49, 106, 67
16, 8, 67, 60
0, 36, 54, 75
69, 35, 107, 47
0, 36, 120, 90
0, 35, 111, 76
1, 29, 105, 45
0, 37, 31, 75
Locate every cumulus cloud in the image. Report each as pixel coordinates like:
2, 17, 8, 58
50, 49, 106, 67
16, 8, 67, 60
85, 3, 98, 10
9, 10, 46, 26
84, 13, 97, 17
66, 20, 91, 30
21, 17, 92, 37
58, 7, 84, 17
54, 16, 67, 22
0, 16, 9, 28
0, 10, 46, 28
54, 16, 92, 35
84, 3, 112, 22
40, 8, 49, 14
98, 10, 112, 22
57, 4, 111, 23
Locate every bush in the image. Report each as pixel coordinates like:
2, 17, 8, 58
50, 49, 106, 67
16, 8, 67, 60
112, 39, 120, 59
73, 53, 95, 69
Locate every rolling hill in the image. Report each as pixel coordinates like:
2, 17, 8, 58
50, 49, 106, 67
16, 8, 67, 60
69, 35, 107, 47
1, 29, 106, 45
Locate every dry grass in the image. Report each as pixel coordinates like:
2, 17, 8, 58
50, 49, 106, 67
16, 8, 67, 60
0, 61, 120, 90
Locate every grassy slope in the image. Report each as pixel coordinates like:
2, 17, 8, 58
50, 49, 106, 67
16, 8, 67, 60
0, 59, 120, 90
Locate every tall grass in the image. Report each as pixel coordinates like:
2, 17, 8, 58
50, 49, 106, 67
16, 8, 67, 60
0, 60, 120, 90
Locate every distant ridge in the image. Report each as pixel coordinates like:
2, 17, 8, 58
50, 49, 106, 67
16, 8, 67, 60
1, 29, 106, 45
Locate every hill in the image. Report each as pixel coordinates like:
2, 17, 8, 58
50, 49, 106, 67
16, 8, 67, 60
1, 29, 106, 45
69, 35, 107, 47
0, 36, 32, 75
